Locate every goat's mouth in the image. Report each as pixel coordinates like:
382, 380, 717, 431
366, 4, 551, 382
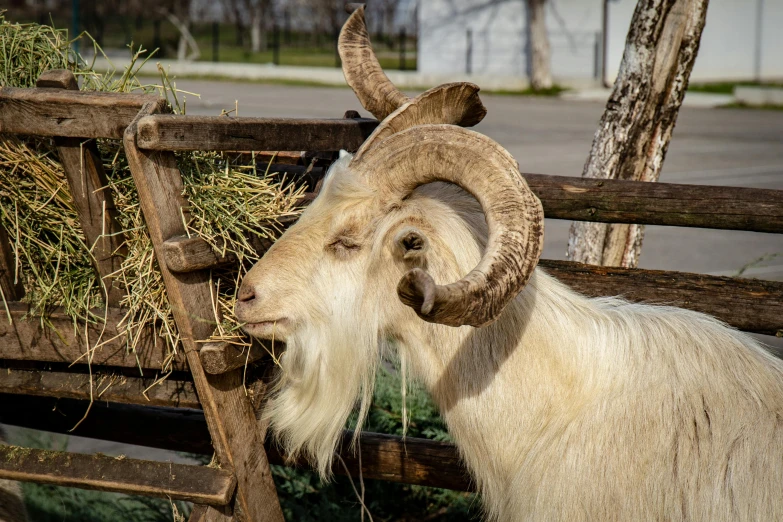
241, 318, 290, 341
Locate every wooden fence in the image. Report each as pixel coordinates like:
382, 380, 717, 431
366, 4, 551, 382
1, 70, 782, 519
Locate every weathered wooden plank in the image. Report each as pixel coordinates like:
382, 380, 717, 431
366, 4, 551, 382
0, 302, 187, 371
0, 367, 200, 409
540, 260, 783, 336
135, 115, 379, 152
0, 225, 23, 303
0, 394, 475, 492
0, 86, 157, 139
36, 71, 128, 306
124, 102, 284, 520
161, 236, 236, 273
525, 173, 783, 234
270, 430, 472, 492
0, 445, 236, 505
200, 341, 265, 375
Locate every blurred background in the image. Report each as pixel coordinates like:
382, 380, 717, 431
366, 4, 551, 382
1, 0, 781, 86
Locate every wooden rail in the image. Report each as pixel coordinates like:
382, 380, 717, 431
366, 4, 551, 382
136, 114, 379, 152
0, 87, 156, 139
539, 260, 783, 336
0, 445, 236, 505
525, 173, 783, 233
0, 393, 474, 492
0, 302, 187, 371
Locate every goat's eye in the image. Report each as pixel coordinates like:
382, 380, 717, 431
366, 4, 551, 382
327, 237, 361, 256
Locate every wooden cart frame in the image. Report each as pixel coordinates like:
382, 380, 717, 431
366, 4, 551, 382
0, 69, 782, 521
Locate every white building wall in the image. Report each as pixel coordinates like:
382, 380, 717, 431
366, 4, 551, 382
605, 0, 783, 83
420, 0, 783, 86
419, 0, 604, 85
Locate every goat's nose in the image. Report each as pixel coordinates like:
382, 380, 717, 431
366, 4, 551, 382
237, 282, 256, 303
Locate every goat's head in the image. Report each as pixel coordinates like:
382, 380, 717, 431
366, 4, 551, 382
235, 6, 544, 476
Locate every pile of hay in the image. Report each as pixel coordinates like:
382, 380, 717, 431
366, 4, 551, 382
0, 14, 304, 374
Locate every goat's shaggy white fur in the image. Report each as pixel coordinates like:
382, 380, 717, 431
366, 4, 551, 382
239, 157, 783, 521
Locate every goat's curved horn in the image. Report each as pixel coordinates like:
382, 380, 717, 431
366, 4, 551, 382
339, 5, 408, 120
352, 82, 487, 162
351, 125, 544, 327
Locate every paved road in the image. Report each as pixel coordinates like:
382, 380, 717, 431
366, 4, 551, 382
174, 79, 783, 282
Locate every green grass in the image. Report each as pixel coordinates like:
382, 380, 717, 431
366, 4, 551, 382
688, 81, 783, 94
720, 102, 783, 111
485, 84, 569, 96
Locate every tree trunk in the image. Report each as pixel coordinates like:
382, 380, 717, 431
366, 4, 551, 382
566, 0, 709, 267
526, 0, 553, 90
251, 12, 266, 52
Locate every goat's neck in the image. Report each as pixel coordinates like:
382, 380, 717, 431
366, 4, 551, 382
399, 271, 591, 491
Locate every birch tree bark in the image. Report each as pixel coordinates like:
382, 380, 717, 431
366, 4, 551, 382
566, 0, 709, 267
525, 0, 553, 90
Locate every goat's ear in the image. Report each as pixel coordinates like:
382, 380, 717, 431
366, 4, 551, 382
394, 227, 429, 265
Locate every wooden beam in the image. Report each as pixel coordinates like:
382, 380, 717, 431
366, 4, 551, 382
161, 236, 237, 273
0, 445, 236, 505
0, 302, 187, 371
36, 71, 128, 306
199, 341, 266, 375
540, 260, 783, 336
525, 173, 783, 234
0, 86, 157, 139
0, 367, 200, 409
135, 115, 379, 152
0, 394, 475, 492
0, 225, 23, 303
124, 101, 284, 521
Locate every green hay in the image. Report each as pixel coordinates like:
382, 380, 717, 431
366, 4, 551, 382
0, 13, 304, 374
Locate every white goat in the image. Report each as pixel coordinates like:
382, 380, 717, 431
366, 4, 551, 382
235, 7, 783, 521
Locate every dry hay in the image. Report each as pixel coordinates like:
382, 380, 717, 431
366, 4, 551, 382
0, 14, 305, 376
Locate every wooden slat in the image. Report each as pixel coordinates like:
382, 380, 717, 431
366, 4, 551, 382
0, 86, 157, 139
0, 394, 475, 492
525, 173, 783, 234
135, 114, 379, 151
0, 225, 23, 302
199, 341, 265, 375
0, 302, 187, 371
36, 71, 128, 306
0, 445, 236, 505
540, 260, 783, 336
124, 101, 284, 521
271, 430, 472, 492
161, 236, 236, 273
0, 367, 200, 409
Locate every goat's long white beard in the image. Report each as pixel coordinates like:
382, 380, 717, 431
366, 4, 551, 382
263, 286, 380, 478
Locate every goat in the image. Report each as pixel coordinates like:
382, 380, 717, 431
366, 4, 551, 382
0, 427, 27, 522
236, 7, 783, 521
